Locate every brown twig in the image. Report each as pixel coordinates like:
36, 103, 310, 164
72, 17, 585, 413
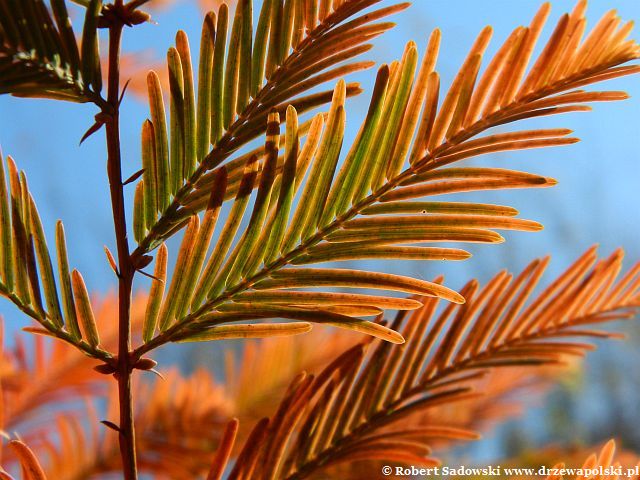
103, 18, 138, 480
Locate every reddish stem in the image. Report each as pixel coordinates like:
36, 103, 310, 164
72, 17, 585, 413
104, 21, 138, 480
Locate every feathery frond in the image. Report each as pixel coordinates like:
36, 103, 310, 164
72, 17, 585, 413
217, 248, 639, 479
0, 152, 110, 362
0, 370, 232, 480
0, 294, 224, 480
0, 0, 98, 102
132, 0, 408, 253
225, 327, 360, 421
0, 294, 146, 437
1, 2, 639, 479
543, 440, 640, 480
133, 0, 639, 257
2, 439, 47, 480
132, 2, 640, 353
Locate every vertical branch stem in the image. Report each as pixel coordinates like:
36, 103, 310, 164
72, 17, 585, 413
104, 21, 138, 480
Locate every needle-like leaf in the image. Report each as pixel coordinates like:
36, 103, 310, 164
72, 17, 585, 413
147, 71, 171, 212
143, 243, 168, 343
55, 221, 81, 340
71, 270, 100, 347
80, 0, 102, 93
177, 322, 313, 342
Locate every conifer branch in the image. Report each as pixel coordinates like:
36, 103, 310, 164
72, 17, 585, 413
221, 248, 640, 480
133, 2, 640, 356
129, 0, 407, 258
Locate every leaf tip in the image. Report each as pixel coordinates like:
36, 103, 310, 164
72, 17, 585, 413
389, 330, 405, 344
451, 291, 466, 304
175, 29, 189, 48
530, 221, 544, 231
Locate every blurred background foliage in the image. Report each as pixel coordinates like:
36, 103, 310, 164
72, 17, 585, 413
0, 0, 639, 471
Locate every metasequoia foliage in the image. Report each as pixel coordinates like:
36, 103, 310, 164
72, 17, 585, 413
0, 0, 90, 100
319, 367, 558, 480
0, 0, 639, 478
0, 293, 146, 431
0, 295, 147, 475
1, 248, 638, 479
200, 248, 640, 480
447, 441, 640, 480
1, 0, 638, 357
0, 322, 233, 479
128, 0, 640, 354
542, 440, 640, 480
